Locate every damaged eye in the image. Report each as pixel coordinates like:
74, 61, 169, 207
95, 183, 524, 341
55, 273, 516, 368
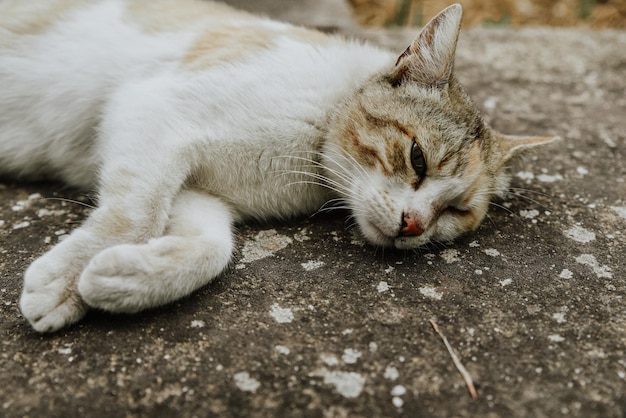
410, 141, 426, 178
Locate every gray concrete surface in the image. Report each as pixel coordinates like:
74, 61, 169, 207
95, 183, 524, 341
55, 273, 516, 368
1, 2, 625, 417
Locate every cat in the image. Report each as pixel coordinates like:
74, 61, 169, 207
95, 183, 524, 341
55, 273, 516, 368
0, 0, 556, 333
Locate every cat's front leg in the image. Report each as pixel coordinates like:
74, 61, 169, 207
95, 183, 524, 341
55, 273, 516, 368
20, 158, 202, 332
78, 189, 234, 313
19, 180, 187, 332
20, 80, 203, 332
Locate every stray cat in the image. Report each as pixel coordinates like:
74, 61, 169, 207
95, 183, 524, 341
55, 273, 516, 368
0, 1, 555, 332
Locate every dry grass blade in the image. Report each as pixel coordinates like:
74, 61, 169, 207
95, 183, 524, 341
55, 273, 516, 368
430, 319, 478, 400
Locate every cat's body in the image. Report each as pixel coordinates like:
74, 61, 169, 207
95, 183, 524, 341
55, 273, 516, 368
1, 0, 385, 218
0, 0, 554, 332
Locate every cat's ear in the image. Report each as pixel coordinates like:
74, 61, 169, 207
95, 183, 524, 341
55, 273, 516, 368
390, 3, 463, 87
497, 134, 561, 163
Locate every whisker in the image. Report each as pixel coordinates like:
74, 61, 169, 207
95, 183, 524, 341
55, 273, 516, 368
276, 155, 358, 186
503, 192, 552, 211
315, 206, 352, 214
279, 170, 353, 196
277, 163, 355, 192
318, 198, 345, 210
482, 212, 497, 228
44, 197, 96, 209
508, 187, 553, 199
282, 180, 350, 199
312, 199, 353, 217
311, 151, 363, 186
315, 147, 369, 180
488, 201, 514, 216
344, 221, 359, 233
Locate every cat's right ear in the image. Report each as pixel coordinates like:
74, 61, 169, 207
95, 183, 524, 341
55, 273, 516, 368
389, 4, 463, 88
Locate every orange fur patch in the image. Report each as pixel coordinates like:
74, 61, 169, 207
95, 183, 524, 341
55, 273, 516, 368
125, 0, 331, 70
0, 0, 88, 36
180, 18, 331, 70
464, 141, 483, 176
457, 208, 480, 231
125, 0, 250, 33
343, 123, 384, 171
182, 24, 277, 70
385, 139, 408, 175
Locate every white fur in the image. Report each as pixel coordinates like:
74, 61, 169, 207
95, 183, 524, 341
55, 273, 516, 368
4, 1, 513, 333
1, 0, 394, 331
78, 190, 234, 313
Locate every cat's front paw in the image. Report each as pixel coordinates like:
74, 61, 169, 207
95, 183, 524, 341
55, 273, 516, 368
20, 256, 88, 333
80, 236, 228, 315
78, 244, 158, 313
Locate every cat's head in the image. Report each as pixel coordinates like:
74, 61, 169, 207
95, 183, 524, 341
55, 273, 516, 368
323, 4, 557, 249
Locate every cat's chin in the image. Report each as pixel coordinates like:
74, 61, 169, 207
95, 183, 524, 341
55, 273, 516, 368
359, 219, 395, 247
393, 235, 432, 250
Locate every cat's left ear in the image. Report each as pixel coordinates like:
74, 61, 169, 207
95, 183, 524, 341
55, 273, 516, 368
390, 3, 463, 87
497, 134, 561, 163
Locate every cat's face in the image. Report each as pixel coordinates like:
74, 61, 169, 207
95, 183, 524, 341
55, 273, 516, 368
323, 4, 555, 249
324, 77, 496, 249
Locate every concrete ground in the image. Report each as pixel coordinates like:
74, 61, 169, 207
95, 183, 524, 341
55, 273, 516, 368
1, 1, 625, 417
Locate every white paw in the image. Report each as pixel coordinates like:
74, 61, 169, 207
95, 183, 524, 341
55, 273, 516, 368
80, 236, 230, 314
20, 255, 88, 333
78, 244, 160, 313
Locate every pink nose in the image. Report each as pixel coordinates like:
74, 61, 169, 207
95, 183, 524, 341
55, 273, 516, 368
400, 216, 424, 236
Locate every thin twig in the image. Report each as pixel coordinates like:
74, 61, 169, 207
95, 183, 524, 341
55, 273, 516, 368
430, 319, 478, 400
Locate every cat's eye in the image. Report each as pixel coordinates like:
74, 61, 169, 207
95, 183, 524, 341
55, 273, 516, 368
410, 141, 426, 178
446, 206, 471, 216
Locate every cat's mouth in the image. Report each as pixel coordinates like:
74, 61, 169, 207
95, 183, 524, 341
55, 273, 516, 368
362, 219, 431, 249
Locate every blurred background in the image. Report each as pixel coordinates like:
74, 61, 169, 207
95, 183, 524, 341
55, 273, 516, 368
346, 0, 625, 28
225, 0, 625, 29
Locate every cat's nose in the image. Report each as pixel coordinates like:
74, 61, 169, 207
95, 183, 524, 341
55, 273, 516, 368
400, 215, 424, 236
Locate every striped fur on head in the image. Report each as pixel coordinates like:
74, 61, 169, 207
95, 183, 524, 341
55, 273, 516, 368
323, 4, 556, 249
